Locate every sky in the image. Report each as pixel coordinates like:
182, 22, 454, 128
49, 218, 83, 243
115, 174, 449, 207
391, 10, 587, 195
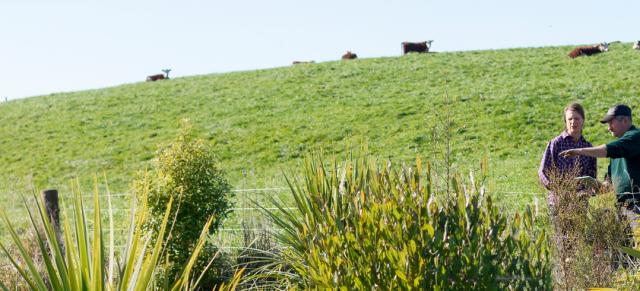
1, 0, 638, 100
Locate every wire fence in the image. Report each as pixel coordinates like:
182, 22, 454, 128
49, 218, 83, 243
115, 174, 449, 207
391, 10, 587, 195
0, 186, 548, 251
0, 188, 547, 215
0, 186, 556, 283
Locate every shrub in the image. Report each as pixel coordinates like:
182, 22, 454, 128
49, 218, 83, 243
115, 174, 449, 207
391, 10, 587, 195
546, 166, 628, 289
256, 154, 551, 289
132, 122, 233, 286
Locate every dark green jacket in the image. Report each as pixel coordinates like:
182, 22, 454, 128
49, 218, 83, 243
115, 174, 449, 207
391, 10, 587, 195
606, 125, 640, 203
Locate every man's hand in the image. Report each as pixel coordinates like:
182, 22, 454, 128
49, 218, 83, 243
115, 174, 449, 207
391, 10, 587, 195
559, 149, 581, 158
560, 145, 607, 158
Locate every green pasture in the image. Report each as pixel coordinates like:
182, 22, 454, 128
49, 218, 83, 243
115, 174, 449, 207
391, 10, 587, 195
1, 42, 639, 242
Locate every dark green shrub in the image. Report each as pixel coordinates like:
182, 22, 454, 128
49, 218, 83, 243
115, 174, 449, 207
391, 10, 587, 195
132, 123, 233, 286
258, 154, 551, 289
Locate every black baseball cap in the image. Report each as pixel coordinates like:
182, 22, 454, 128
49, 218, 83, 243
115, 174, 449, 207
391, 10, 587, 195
600, 104, 632, 123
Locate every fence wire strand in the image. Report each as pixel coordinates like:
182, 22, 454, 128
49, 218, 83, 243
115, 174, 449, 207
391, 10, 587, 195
2, 187, 548, 251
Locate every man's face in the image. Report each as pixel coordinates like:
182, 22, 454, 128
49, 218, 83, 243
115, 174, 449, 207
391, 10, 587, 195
607, 118, 626, 137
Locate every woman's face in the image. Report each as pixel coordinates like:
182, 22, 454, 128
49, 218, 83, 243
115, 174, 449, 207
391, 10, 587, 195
565, 110, 584, 137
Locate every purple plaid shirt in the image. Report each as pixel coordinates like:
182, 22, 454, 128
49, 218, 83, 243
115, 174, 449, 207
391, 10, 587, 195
539, 131, 597, 203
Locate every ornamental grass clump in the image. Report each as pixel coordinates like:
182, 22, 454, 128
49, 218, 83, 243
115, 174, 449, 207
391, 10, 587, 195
255, 154, 551, 289
0, 178, 242, 290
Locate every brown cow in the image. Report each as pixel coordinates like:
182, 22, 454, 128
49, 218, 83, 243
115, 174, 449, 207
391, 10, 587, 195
341, 51, 357, 60
568, 42, 609, 58
402, 40, 433, 54
146, 74, 165, 82
146, 69, 171, 82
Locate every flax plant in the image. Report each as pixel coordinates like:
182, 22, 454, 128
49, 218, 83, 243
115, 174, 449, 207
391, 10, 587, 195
0, 178, 241, 290
253, 154, 551, 289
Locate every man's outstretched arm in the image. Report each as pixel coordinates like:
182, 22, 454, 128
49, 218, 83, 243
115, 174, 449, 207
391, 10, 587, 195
559, 145, 608, 158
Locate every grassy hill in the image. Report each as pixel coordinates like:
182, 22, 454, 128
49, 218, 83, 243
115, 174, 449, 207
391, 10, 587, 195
1, 42, 639, 211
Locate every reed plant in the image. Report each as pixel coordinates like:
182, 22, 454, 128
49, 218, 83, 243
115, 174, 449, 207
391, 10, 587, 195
252, 153, 551, 289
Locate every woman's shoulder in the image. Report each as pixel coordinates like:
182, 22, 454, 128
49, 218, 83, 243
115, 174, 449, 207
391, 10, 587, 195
547, 133, 566, 145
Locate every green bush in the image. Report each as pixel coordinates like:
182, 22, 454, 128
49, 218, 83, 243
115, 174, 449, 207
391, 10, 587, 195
132, 123, 233, 286
257, 154, 551, 289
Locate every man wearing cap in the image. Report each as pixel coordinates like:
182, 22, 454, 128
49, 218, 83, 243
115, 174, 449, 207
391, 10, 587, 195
560, 104, 640, 240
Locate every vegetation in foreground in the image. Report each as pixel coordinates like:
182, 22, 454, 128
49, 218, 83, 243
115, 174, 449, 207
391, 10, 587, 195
4, 150, 640, 289
252, 154, 551, 289
133, 122, 234, 288
544, 166, 640, 289
0, 179, 242, 290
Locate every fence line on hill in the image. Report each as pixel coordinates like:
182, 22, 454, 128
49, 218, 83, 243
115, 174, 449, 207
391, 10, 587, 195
1, 186, 547, 251
1, 189, 547, 215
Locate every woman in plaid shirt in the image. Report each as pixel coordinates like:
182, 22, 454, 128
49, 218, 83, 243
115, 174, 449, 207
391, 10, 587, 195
538, 102, 597, 208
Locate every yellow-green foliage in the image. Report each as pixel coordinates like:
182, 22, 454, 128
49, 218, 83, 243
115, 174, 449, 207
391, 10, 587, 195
132, 123, 233, 286
613, 263, 640, 290
258, 154, 551, 289
0, 179, 217, 290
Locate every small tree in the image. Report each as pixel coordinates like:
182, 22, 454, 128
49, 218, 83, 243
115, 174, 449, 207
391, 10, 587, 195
133, 121, 233, 286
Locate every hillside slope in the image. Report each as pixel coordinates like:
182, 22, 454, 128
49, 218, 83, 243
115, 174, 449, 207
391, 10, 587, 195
1, 43, 639, 208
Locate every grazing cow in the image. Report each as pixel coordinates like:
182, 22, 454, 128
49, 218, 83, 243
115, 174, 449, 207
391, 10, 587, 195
146, 68, 171, 82
567, 42, 609, 58
402, 40, 433, 54
633, 41, 640, 50
292, 60, 315, 65
341, 51, 357, 60
146, 74, 165, 82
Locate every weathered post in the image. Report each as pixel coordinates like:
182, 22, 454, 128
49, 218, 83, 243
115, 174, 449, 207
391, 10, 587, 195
42, 189, 65, 255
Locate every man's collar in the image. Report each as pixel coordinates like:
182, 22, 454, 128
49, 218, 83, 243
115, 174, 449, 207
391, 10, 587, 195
623, 125, 638, 135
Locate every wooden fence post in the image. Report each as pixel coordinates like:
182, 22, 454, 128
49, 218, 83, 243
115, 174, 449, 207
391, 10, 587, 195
42, 189, 65, 255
